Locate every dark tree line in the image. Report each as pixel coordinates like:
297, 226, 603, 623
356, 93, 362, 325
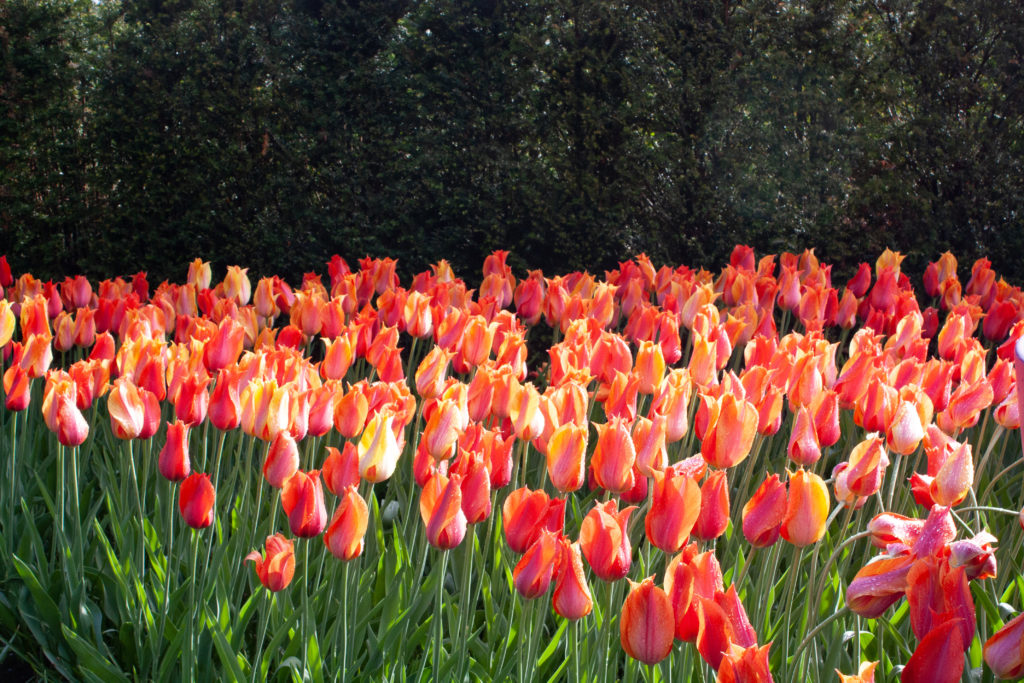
3, 0, 1023, 285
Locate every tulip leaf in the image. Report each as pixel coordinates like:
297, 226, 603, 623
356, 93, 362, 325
206, 607, 248, 683
11, 555, 61, 634
536, 618, 568, 668
61, 624, 129, 683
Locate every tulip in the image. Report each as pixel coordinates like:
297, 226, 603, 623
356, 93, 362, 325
984, 612, 1024, 679
3, 364, 30, 411
580, 499, 635, 582
742, 474, 787, 548
414, 346, 452, 399
513, 530, 560, 598
846, 551, 915, 618
700, 393, 758, 469
358, 411, 401, 483
717, 643, 774, 683
322, 443, 360, 496
841, 437, 890, 498
632, 414, 668, 476
245, 533, 295, 592
694, 471, 730, 542
836, 661, 877, 683
422, 398, 463, 460
263, 431, 300, 489
645, 467, 701, 552
420, 471, 467, 549
787, 405, 821, 466
324, 486, 368, 561
281, 469, 328, 538
899, 617, 965, 683
781, 470, 829, 547
449, 448, 491, 524
545, 423, 587, 492
929, 440, 973, 506
178, 473, 215, 529
108, 378, 146, 440
158, 420, 191, 482
591, 418, 636, 493
552, 538, 592, 620
502, 487, 565, 554
620, 577, 675, 665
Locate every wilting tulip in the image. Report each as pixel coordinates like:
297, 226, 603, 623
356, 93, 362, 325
580, 499, 635, 582
358, 411, 401, 483
502, 487, 566, 554
420, 471, 467, 550
781, 470, 829, 547
281, 469, 328, 538
742, 474, 787, 548
158, 420, 191, 482
552, 538, 592, 620
646, 467, 701, 552
984, 612, 1024, 680
513, 529, 560, 598
620, 577, 675, 665
694, 471, 731, 542
178, 473, 215, 529
245, 534, 295, 592
324, 486, 368, 561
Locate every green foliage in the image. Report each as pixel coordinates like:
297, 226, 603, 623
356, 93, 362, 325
2, 0, 1023, 285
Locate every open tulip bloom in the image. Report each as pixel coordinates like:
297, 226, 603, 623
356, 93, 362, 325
4, 246, 1024, 682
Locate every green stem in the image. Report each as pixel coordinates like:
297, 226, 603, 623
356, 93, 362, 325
455, 524, 476, 682
434, 549, 450, 680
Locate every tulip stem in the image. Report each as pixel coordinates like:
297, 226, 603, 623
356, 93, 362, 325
302, 539, 311, 679
154, 478, 175, 677
434, 549, 449, 680
979, 440, 1019, 503
185, 528, 200, 683
781, 545, 804, 676
340, 559, 351, 682
455, 524, 476, 683
734, 546, 757, 588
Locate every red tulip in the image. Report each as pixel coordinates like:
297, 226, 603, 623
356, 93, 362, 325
178, 473, 215, 529
645, 467, 701, 552
900, 617, 965, 683
159, 420, 191, 482
502, 487, 565, 554
742, 474, 787, 548
513, 530, 560, 598
281, 470, 328, 538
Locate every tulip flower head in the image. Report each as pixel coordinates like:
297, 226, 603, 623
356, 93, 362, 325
178, 473, 215, 529
324, 486, 368, 561
281, 470, 328, 538
245, 534, 295, 592
620, 577, 675, 665
580, 499, 635, 582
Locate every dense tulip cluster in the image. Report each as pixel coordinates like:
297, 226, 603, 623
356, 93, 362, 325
2, 245, 1024, 682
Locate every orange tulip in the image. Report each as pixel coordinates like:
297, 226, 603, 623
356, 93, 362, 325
579, 499, 635, 582
591, 418, 637, 494
700, 393, 758, 469
178, 473, 215, 529
632, 414, 668, 476
42, 371, 88, 447
324, 486, 368, 561
281, 469, 328, 538
552, 538, 592, 620
449, 447, 492, 524
322, 443, 360, 496
414, 346, 452, 399
545, 423, 587, 493
781, 470, 829, 547
984, 612, 1024, 680
717, 643, 773, 683
742, 474, 787, 548
620, 577, 675, 665
513, 529, 560, 598
108, 378, 146, 440
836, 661, 877, 683
694, 470, 730, 542
787, 405, 821, 467
263, 431, 299, 489
929, 440, 973, 507
245, 533, 295, 592
645, 467, 701, 553
502, 487, 566, 554
3, 363, 30, 411
840, 437, 890, 498
420, 471, 467, 550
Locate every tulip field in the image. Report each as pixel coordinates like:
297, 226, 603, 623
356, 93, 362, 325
2, 247, 1024, 682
